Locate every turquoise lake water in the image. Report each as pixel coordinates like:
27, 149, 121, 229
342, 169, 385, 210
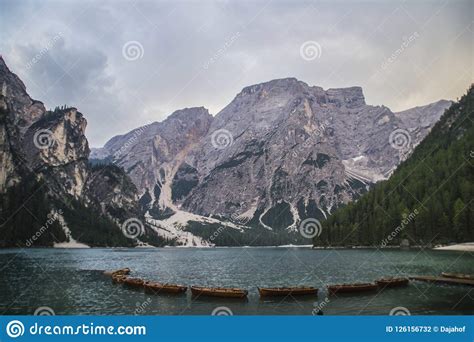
0, 247, 472, 315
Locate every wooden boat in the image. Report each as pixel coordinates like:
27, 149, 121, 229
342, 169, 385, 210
112, 274, 127, 284
409, 275, 474, 287
258, 286, 318, 297
122, 277, 145, 289
190, 286, 248, 298
376, 277, 409, 288
441, 272, 474, 280
104, 268, 131, 276
327, 283, 378, 295
143, 281, 187, 294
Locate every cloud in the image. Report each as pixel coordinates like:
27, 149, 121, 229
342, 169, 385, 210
1, 0, 472, 146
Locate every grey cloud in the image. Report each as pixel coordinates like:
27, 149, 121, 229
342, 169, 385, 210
1, 0, 472, 146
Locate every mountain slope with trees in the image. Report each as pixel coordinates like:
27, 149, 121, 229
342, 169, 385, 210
316, 85, 474, 247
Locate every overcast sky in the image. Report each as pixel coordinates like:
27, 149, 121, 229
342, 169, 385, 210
1, 0, 472, 146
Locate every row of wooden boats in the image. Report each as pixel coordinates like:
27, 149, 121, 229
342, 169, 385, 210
440, 272, 474, 280
328, 277, 409, 295
408, 272, 474, 287
105, 268, 413, 298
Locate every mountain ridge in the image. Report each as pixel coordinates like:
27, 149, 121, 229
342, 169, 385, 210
90, 76, 452, 245
0, 56, 454, 247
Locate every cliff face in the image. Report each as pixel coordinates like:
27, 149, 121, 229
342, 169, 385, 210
92, 107, 213, 193
0, 56, 90, 199
0, 56, 159, 247
0, 56, 46, 193
83, 164, 140, 223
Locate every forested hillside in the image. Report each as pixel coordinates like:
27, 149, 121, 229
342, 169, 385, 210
316, 85, 474, 247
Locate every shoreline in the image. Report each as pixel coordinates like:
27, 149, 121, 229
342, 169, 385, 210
1, 242, 473, 251
433, 243, 474, 252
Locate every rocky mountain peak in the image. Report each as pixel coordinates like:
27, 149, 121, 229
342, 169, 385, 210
0, 56, 45, 128
167, 106, 211, 121
239, 77, 306, 96
87, 75, 453, 246
326, 86, 365, 108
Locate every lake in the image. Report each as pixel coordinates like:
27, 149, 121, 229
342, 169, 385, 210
0, 247, 472, 315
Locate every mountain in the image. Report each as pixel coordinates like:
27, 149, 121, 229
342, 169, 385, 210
92, 77, 451, 245
394, 99, 453, 147
316, 85, 473, 247
0, 56, 166, 247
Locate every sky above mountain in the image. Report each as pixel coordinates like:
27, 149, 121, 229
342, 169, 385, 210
1, 0, 472, 146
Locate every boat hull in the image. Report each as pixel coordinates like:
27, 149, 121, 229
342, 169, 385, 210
376, 278, 409, 288
441, 272, 474, 280
112, 274, 127, 284
104, 268, 131, 277
191, 286, 248, 298
258, 287, 318, 297
144, 282, 187, 294
122, 278, 145, 289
